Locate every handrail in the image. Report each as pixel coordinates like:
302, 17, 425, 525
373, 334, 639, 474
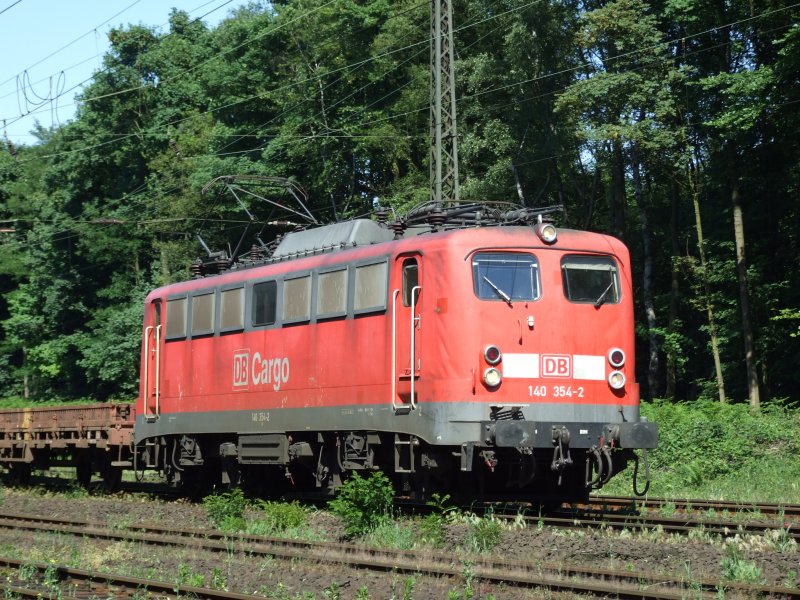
154, 324, 161, 418
143, 326, 154, 420
410, 285, 422, 409
391, 289, 400, 411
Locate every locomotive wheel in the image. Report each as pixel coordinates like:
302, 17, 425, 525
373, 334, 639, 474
181, 464, 217, 500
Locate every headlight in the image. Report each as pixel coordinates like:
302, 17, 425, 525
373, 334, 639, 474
484, 345, 502, 365
608, 348, 625, 368
536, 222, 557, 244
483, 367, 502, 388
608, 370, 626, 390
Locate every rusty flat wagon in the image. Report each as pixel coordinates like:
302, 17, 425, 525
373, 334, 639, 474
0, 403, 135, 488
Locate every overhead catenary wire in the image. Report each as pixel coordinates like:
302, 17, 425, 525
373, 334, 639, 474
0, 0, 144, 91
0, 0, 237, 105
8, 0, 545, 159
0, 0, 248, 144
0, 0, 22, 17
2, 0, 340, 126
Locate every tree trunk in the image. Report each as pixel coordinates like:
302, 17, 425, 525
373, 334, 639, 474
665, 180, 681, 399
731, 183, 760, 409
631, 144, 659, 397
510, 161, 526, 205
22, 346, 29, 400
689, 162, 726, 403
611, 140, 626, 239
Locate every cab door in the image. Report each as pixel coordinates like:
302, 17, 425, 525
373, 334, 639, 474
391, 255, 422, 413
143, 299, 162, 420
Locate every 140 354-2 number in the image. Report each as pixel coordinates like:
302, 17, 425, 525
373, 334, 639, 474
528, 385, 585, 398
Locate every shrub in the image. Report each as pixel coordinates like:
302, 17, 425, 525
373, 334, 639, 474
604, 400, 800, 501
329, 471, 394, 537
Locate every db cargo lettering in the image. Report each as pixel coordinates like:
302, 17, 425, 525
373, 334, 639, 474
251, 352, 290, 391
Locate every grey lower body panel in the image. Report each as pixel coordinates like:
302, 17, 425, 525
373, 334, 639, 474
135, 400, 656, 450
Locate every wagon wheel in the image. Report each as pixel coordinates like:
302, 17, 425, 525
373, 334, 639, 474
101, 461, 123, 493
9, 462, 32, 485
75, 453, 93, 488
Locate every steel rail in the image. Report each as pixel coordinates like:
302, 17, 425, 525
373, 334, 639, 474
0, 511, 796, 599
481, 502, 798, 539
589, 494, 800, 518
531, 511, 800, 540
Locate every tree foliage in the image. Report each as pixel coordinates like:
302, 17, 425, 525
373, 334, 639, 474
0, 0, 798, 404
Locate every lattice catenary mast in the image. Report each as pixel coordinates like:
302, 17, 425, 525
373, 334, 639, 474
430, 0, 460, 205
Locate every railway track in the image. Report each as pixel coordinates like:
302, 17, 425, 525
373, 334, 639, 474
0, 511, 796, 599
0, 556, 260, 599
474, 496, 799, 541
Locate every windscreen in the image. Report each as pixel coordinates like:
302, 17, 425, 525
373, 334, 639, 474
472, 253, 540, 301
561, 255, 620, 305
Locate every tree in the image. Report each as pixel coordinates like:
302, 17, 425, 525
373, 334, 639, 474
555, 0, 687, 398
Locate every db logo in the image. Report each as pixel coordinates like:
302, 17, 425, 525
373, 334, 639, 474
542, 355, 571, 378
233, 350, 250, 387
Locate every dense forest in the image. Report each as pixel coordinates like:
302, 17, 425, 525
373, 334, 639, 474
0, 0, 798, 406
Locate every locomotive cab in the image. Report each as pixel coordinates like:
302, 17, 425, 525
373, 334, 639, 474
403, 223, 658, 501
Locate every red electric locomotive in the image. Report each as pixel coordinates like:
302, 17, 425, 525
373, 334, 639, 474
135, 203, 657, 501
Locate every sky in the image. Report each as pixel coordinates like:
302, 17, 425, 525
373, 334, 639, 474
0, 0, 250, 146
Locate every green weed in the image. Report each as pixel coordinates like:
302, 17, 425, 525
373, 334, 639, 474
354, 586, 370, 600
465, 515, 502, 553
323, 581, 341, 599
720, 546, 764, 584
203, 488, 247, 532
210, 567, 227, 590
255, 500, 309, 531
16, 564, 36, 583
175, 562, 205, 588
364, 520, 417, 549
418, 493, 457, 548
782, 570, 797, 588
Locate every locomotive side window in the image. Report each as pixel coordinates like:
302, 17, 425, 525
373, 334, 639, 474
472, 253, 540, 301
283, 275, 312, 322
252, 281, 277, 326
165, 297, 187, 339
561, 255, 620, 305
317, 269, 348, 317
220, 287, 245, 332
191, 292, 216, 336
402, 259, 419, 307
354, 261, 388, 312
